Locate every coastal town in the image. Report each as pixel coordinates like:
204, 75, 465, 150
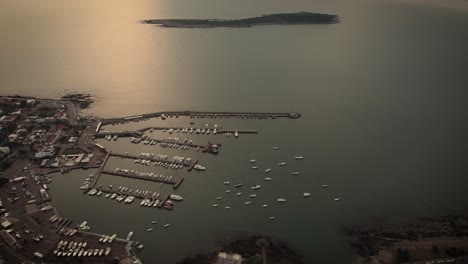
0, 94, 303, 263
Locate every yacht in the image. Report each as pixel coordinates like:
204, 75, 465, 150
126, 231, 133, 240
262, 204, 268, 208
251, 185, 261, 190
334, 197, 341, 201
235, 183, 242, 188
105, 247, 111, 256
277, 198, 286, 203
303, 193, 311, 197
225, 190, 231, 193
224, 206, 230, 209
235, 131, 238, 138
294, 156, 304, 160
249, 194, 256, 198
265, 168, 271, 173
223, 181, 230, 185
163, 224, 170, 228
151, 221, 157, 224
322, 184, 328, 188
249, 159, 256, 163
194, 164, 206, 171
264, 177, 272, 181
244, 201, 251, 205
236, 192, 242, 196
291, 172, 300, 175
137, 244, 144, 251
251, 166, 258, 169
273, 147, 279, 150
169, 194, 183, 201
216, 196, 222, 200
269, 216, 275, 220
147, 228, 153, 232
108, 234, 116, 243
278, 162, 286, 166
212, 204, 218, 207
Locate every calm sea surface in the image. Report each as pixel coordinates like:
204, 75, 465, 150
1, 0, 468, 263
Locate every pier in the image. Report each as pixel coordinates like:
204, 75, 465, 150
109, 152, 193, 167
91, 151, 111, 188
102, 110, 301, 125
100, 170, 177, 184
95, 131, 143, 138
217, 130, 258, 134
173, 178, 184, 189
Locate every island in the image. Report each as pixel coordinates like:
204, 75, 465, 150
142, 12, 339, 28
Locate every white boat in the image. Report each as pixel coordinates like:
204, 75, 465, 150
294, 156, 304, 160
194, 164, 206, 171
249, 159, 256, 163
147, 228, 153, 232
334, 197, 341, 201
273, 147, 279, 150
225, 190, 231, 193
244, 201, 251, 205
236, 192, 242, 196
105, 247, 111, 256
235, 131, 238, 137
278, 162, 286, 166
216, 196, 222, 200
126, 231, 133, 240
322, 184, 328, 188
151, 221, 157, 224
212, 204, 218, 207
249, 194, 256, 198
264, 177, 272, 181
291, 172, 300, 175
224, 206, 230, 209
137, 244, 144, 250
269, 216, 275, 220
265, 168, 271, 173
262, 204, 268, 208
108, 234, 116, 243
277, 198, 286, 203
235, 183, 242, 188
251, 166, 258, 169
163, 224, 170, 228
169, 194, 183, 201
251, 185, 261, 190
223, 181, 230, 185
303, 193, 311, 197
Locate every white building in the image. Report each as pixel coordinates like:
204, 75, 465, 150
35, 145, 56, 158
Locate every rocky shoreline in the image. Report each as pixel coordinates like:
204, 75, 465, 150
344, 215, 468, 263
177, 235, 306, 264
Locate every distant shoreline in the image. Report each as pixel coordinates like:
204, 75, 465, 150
142, 12, 339, 28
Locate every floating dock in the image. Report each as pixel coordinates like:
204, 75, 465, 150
100, 170, 177, 184
109, 152, 193, 167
